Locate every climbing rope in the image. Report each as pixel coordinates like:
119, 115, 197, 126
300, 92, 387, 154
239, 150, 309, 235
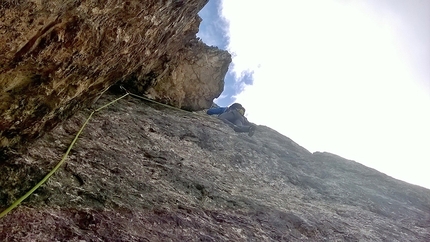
0, 93, 129, 218
122, 86, 209, 119
0, 87, 207, 219
121, 86, 190, 113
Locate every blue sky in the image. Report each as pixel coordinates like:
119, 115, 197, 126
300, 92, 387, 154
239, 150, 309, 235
197, 0, 430, 189
197, 0, 241, 107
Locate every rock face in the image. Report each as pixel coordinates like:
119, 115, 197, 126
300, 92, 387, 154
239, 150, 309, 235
0, 0, 231, 151
153, 41, 230, 111
1, 92, 429, 241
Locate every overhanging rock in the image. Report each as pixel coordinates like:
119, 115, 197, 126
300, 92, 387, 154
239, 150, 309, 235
0, 0, 231, 151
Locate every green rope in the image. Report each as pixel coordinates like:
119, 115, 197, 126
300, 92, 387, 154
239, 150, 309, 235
128, 92, 187, 113
126, 91, 207, 119
0, 89, 203, 219
0, 93, 129, 219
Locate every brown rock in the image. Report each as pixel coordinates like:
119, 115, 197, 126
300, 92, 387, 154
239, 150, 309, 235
0, 0, 230, 151
146, 41, 231, 111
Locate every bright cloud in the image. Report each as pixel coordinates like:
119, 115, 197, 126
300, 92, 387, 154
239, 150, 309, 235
216, 0, 430, 188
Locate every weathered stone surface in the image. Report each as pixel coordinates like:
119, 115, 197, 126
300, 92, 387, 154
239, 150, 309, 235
146, 40, 231, 111
0, 0, 230, 150
1, 92, 429, 241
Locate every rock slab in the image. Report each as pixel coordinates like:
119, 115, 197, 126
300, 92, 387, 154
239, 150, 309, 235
1, 93, 429, 241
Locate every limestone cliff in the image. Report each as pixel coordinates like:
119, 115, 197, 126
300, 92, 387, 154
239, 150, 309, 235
1, 92, 429, 241
0, 0, 231, 151
1, 1, 430, 241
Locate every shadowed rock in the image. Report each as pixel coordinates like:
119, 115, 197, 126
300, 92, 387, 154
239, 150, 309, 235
0, 0, 230, 151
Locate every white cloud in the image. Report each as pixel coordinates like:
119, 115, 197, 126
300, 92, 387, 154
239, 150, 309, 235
220, 0, 430, 188
213, 93, 228, 103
